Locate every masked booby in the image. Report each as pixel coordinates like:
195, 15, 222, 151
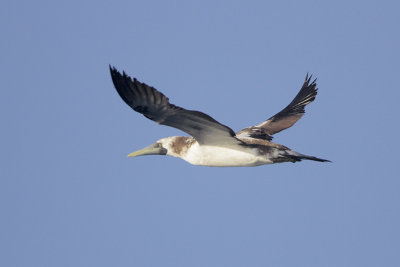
110, 66, 330, 167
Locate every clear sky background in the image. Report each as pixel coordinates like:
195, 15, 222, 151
1, 0, 399, 266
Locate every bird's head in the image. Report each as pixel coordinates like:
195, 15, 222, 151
127, 140, 168, 158
127, 136, 194, 158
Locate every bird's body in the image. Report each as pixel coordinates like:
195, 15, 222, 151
110, 66, 330, 167
156, 136, 326, 167
157, 136, 270, 167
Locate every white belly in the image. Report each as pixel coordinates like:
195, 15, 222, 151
181, 144, 272, 167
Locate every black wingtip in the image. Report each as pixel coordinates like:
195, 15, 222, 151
312, 77, 317, 84
305, 73, 313, 84
109, 65, 121, 79
109, 65, 141, 87
304, 73, 318, 87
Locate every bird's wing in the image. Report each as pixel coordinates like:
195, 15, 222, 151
236, 74, 318, 141
110, 66, 242, 146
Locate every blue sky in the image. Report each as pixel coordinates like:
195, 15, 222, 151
1, 0, 399, 266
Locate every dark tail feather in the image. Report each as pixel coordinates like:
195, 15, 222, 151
285, 150, 331, 163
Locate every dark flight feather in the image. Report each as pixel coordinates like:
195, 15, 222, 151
236, 74, 318, 141
110, 66, 241, 146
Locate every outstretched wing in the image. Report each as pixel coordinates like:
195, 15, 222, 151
110, 66, 241, 146
236, 74, 318, 141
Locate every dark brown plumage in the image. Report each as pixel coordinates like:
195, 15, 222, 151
110, 66, 240, 146
236, 74, 318, 141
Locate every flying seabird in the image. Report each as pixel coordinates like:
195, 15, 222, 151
110, 66, 330, 167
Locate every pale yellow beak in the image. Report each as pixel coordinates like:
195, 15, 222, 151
127, 143, 167, 157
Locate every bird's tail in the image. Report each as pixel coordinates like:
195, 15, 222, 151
283, 150, 331, 163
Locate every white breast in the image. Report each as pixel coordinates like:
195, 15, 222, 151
181, 143, 273, 167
